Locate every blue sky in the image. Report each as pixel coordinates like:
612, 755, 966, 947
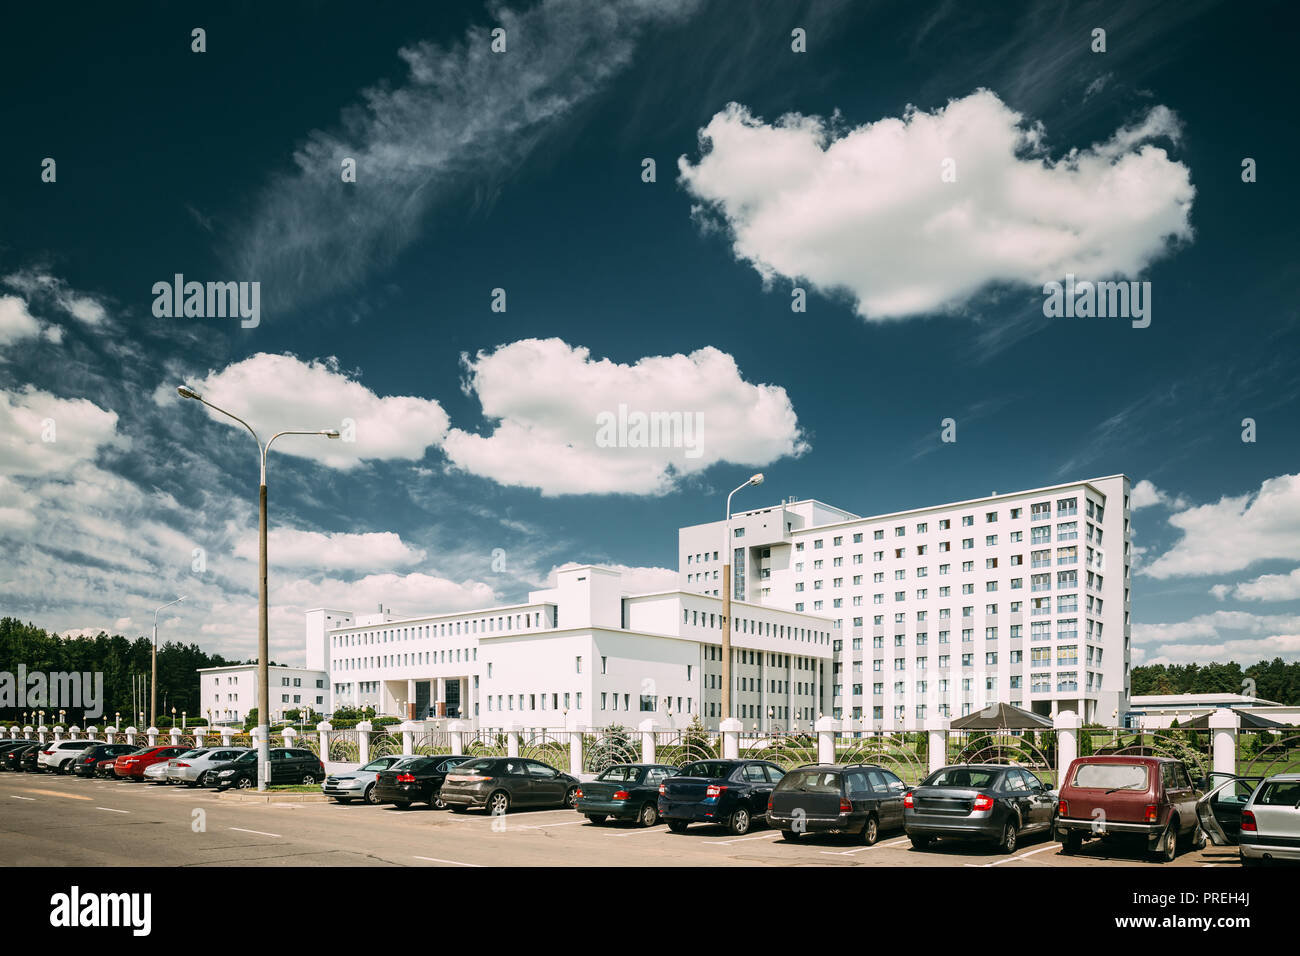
1, 0, 1298, 670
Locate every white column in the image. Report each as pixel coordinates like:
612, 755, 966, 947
1208, 708, 1239, 778
147, 726, 158, 747
53, 724, 64, 742
569, 728, 583, 776
638, 717, 657, 764
68, 725, 81, 740
436, 677, 447, 718
815, 715, 838, 764
169, 728, 182, 747
406, 679, 416, 720
219, 727, 234, 748
282, 727, 298, 750
399, 720, 417, 755
720, 717, 742, 759
193, 726, 205, 747
1055, 709, 1081, 785
125, 726, 136, 746
448, 720, 465, 756
316, 721, 332, 761
357, 720, 373, 764
926, 716, 950, 776
507, 725, 521, 758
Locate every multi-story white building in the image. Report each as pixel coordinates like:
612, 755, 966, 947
306, 565, 835, 731
198, 663, 329, 727
679, 475, 1132, 728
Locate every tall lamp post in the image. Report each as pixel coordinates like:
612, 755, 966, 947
176, 384, 340, 791
151, 594, 186, 730
721, 473, 764, 724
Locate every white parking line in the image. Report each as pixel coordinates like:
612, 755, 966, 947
228, 827, 280, 837
614, 826, 667, 837
520, 820, 585, 829
9, 795, 35, 801
820, 836, 911, 856
96, 807, 129, 814
978, 844, 1058, 867
703, 831, 782, 845
413, 855, 482, 867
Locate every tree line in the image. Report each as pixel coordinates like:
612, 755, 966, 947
1131, 658, 1300, 704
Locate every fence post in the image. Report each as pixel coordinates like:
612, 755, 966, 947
720, 718, 742, 759
125, 726, 136, 745
169, 727, 182, 747
53, 724, 64, 742
104, 725, 116, 743
638, 718, 657, 764
316, 721, 332, 761
926, 717, 950, 776
816, 715, 838, 764
448, 720, 465, 756
1208, 708, 1239, 778
1054, 710, 1080, 784
357, 721, 373, 765
193, 726, 205, 747
219, 727, 234, 748
25, 725, 35, 741
147, 726, 158, 747
68, 725, 81, 741
283, 727, 298, 750
507, 725, 521, 758
569, 727, 584, 776
400, 721, 418, 755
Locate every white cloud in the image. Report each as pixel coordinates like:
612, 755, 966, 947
546, 562, 678, 595
0, 386, 127, 477
678, 90, 1194, 319
1129, 478, 1189, 510
233, 527, 427, 571
1132, 610, 1300, 665
174, 352, 449, 470
0, 295, 42, 346
1138, 636, 1300, 667
2, 271, 106, 325
442, 338, 807, 496
237, 0, 701, 309
1141, 473, 1300, 578
1211, 567, 1300, 603
273, 572, 497, 621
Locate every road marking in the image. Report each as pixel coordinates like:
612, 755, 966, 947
25, 789, 92, 801
979, 844, 1058, 867
413, 855, 482, 867
704, 831, 782, 845
820, 836, 910, 856
614, 826, 667, 837
9, 795, 35, 801
96, 807, 129, 814
228, 827, 280, 837
521, 820, 585, 829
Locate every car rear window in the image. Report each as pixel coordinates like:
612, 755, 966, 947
925, 767, 1001, 789
1071, 763, 1149, 791
680, 761, 735, 779
596, 765, 639, 782
1255, 781, 1300, 806
781, 770, 841, 792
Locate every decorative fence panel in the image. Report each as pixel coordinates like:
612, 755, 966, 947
295, 733, 322, 756
464, 730, 509, 757
652, 730, 719, 766
519, 730, 569, 768
412, 731, 452, 756
368, 732, 405, 757
329, 730, 361, 762
583, 728, 640, 773
1239, 731, 1300, 778
739, 733, 817, 770
948, 730, 1059, 786
834, 732, 929, 785
1084, 727, 1213, 782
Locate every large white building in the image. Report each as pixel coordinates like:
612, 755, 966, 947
198, 663, 329, 727
299, 474, 1132, 732
679, 475, 1133, 727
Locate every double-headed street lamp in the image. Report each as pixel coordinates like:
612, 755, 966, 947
721, 473, 763, 724
152, 596, 185, 729
176, 384, 340, 791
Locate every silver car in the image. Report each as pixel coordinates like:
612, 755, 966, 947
168, 747, 251, 787
323, 755, 406, 804
143, 760, 171, 784
1198, 772, 1300, 865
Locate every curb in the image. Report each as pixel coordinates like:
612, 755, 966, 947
218, 791, 331, 804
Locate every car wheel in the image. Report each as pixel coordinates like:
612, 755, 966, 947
301, 774, 317, 785
433, 790, 447, 810
861, 813, 880, 846
1153, 820, 1178, 863
909, 834, 932, 850
59, 760, 72, 774
1190, 824, 1207, 851
586, 814, 608, 825
487, 790, 510, 816
563, 786, 578, 808
638, 802, 659, 828
1061, 831, 1082, 855
999, 821, 1018, 854
235, 776, 253, 790
668, 820, 689, 833
728, 808, 752, 836
197, 771, 209, 787
364, 785, 380, 806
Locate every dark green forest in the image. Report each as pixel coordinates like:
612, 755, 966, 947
1130, 659, 1300, 703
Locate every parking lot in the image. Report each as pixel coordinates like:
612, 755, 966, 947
0, 772, 1238, 868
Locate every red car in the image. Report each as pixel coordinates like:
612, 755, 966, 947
113, 745, 187, 780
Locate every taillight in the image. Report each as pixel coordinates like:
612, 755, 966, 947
839, 798, 853, 813
1144, 805, 1159, 824
176, 763, 190, 768
705, 784, 726, 799
1058, 799, 1069, 816
84, 757, 96, 763
613, 790, 630, 801
42, 750, 53, 755
1240, 810, 1257, 832
767, 798, 773, 811
903, 791, 914, 808
658, 783, 666, 795
973, 794, 995, 812
396, 773, 416, 783
574, 789, 584, 799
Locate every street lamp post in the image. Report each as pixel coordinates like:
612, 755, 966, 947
721, 473, 764, 724
176, 384, 340, 791
151, 594, 187, 731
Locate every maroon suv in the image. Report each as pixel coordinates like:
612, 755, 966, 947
1055, 755, 1206, 862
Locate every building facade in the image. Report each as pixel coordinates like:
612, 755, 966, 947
679, 475, 1133, 728
198, 663, 329, 727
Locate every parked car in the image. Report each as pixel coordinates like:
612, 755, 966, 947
575, 763, 679, 826
439, 756, 579, 814
209, 747, 326, 790
1198, 773, 1300, 866
38, 740, 98, 773
143, 761, 172, 784
95, 755, 125, 778
374, 755, 474, 809
2, 742, 41, 772
767, 763, 909, 844
1055, 755, 1204, 862
323, 755, 407, 804
658, 759, 785, 835
113, 745, 189, 780
905, 764, 1057, 853
71, 744, 140, 777
168, 747, 251, 787
18, 745, 42, 772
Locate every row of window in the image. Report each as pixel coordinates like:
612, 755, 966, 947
331, 611, 553, 650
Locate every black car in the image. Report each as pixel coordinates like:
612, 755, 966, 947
209, 747, 325, 790
575, 764, 679, 827
18, 744, 42, 772
904, 764, 1058, 853
658, 759, 785, 835
374, 755, 473, 809
439, 756, 579, 814
2, 742, 41, 772
70, 744, 140, 778
767, 763, 910, 844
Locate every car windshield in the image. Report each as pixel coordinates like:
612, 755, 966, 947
781, 770, 841, 792
925, 767, 1001, 789
1072, 763, 1148, 791
680, 761, 735, 779
232, 751, 256, 763
1255, 781, 1300, 806
361, 760, 392, 772
597, 766, 640, 782
179, 749, 207, 758
450, 759, 496, 773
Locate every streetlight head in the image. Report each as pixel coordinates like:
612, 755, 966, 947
177, 385, 202, 401
749, 473, 764, 486
321, 429, 341, 439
